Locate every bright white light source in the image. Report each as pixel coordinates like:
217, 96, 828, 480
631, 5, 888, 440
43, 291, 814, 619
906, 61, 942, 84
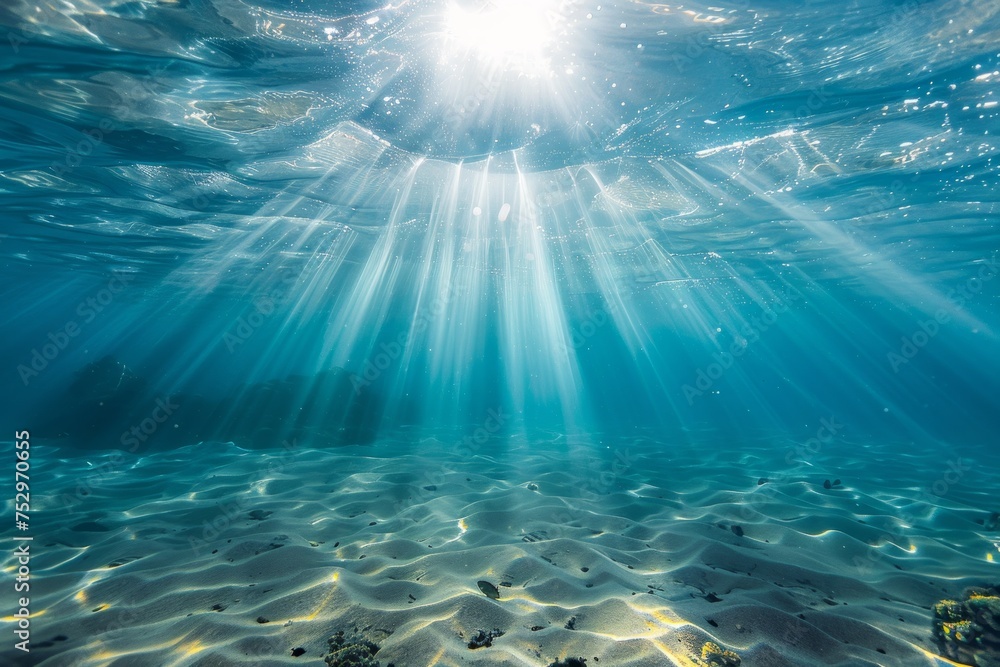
443, 0, 557, 76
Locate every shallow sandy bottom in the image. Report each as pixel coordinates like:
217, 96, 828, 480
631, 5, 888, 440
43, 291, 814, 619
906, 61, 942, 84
6, 431, 998, 667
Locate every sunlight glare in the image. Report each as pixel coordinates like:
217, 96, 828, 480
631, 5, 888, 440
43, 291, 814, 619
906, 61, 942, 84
443, 0, 557, 76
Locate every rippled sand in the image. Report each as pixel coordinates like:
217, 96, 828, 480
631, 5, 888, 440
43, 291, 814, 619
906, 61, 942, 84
7, 433, 997, 666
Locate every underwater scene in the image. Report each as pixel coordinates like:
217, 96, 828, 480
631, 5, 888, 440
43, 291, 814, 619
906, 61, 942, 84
1, 0, 999, 665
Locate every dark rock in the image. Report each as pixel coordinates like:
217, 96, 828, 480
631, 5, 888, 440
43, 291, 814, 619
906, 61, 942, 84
547, 659, 587, 667
823, 479, 832, 489
731, 525, 744, 537
257, 616, 269, 624
467, 628, 504, 649
757, 478, 769, 485
985, 512, 1000, 531
705, 593, 723, 603
565, 616, 577, 630
291, 647, 306, 657
933, 585, 1000, 666
477, 580, 500, 599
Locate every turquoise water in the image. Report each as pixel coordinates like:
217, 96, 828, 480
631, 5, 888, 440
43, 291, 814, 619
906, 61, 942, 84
2, 0, 997, 446
1, 1, 999, 664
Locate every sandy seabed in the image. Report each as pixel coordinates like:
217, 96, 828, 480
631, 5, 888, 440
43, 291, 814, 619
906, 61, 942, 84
4, 431, 998, 667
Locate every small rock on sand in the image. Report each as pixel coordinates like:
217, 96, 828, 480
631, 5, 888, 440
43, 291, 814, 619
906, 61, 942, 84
477, 580, 500, 599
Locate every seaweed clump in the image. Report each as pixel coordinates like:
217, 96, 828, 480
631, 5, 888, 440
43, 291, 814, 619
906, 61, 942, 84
324, 630, 383, 667
933, 585, 1000, 667
701, 641, 741, 666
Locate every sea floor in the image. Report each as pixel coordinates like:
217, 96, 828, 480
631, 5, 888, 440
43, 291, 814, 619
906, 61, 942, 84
7, 431, 999, 667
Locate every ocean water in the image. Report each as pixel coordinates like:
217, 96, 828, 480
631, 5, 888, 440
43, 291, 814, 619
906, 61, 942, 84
1, 1, 999, 666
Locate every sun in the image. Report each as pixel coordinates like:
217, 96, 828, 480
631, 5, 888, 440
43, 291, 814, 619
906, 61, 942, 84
441, 0, 560, 77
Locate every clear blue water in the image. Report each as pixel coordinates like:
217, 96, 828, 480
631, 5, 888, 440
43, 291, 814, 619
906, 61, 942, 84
2, 0, 997, 447
2, 3, 1000, 664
